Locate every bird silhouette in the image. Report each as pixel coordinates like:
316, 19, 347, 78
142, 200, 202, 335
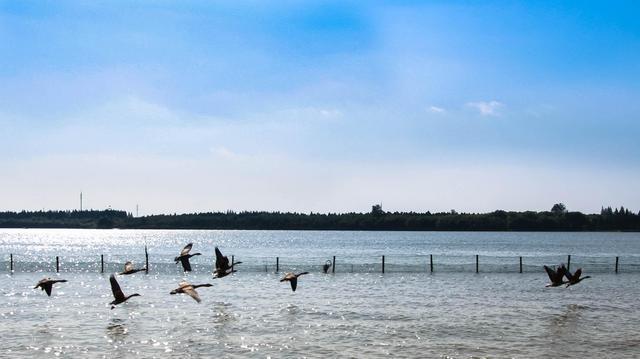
322, 260, 332, 274
109, 274, 140, 309
564, 268, 591, 287
544, 264, 568, 287
174, 243, 201, 272
119, 261, 146, 275
213, 247, 242, 278
280, 272, 309, 292
34, 278, 67, 296
170, 281, 213, 303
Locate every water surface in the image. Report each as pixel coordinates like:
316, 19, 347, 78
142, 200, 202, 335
1, 230, 639, 358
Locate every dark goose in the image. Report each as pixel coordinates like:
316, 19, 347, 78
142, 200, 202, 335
109, 274, 140, 309
280, 272, 309, 292
213, 247, 242, 278
34, 278, 68, 296
565, 268, 591, 287
543, 264, 568, 287
174, 243, 201, 272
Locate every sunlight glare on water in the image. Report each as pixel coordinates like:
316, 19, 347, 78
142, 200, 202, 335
1, 229, 640, 358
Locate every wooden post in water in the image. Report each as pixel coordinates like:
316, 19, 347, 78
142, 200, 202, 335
567, 255, 571, 272
276, 257, 279, 273
475, 255, 479, 273
382, 255, 385, 273
145, 246, 149, 274
615, 256, 619, 273
10, 254, 13, 272
101, 254, 104, 273
332, 256, 336, 273
519, 256, 523, 273
430, 254, 433, 273
56, 256, 59, 273
231, 255, 235, 268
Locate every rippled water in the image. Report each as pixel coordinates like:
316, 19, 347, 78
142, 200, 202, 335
1, 229, 640, 358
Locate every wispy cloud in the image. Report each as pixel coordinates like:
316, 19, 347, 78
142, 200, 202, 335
428, 106, 446, 114
466, 101, 504, 116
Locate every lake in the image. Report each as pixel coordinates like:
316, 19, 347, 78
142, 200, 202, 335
1, 229, 640, 358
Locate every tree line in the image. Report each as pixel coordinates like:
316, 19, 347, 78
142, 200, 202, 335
0, 204, 639, 231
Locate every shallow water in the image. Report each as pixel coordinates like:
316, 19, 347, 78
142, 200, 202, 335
1, 230, 640, 358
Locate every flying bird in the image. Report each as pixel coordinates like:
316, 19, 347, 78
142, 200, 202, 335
564, 268, 591, 287
543, 264, 568, 287
213, 247, 242, 278
174, 243, 201, 272
170, 281, 213, 303
280, 272, 309, 292
119, 261, 146, 275
109, 274, 140, 309
34, 278, 68, 296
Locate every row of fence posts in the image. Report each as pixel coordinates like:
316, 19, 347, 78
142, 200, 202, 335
7, 246, 151, 274
4, 251, 624, 274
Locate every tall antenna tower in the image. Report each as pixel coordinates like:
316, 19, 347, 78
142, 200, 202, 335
136, 204, 139, 217
80, 192, 83, 211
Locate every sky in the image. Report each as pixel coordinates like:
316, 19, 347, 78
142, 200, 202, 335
0, 0, 639, 215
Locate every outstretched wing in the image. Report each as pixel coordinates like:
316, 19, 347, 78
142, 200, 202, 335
110, 274, 125, 301
215, 247, 229, 270
180, 257, 192, 272
180, 243, 193, 256
182, 286, 201, 303
280, 273, 294, 282
574, 268, 582, 279
543, 265, 556, 282
43, 283, 53, 296
124, 261, 134, 272
564, 268, 574, 281
290, 278, 298, 292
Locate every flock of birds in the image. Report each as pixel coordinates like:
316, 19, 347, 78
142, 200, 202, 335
33, 243, 591, 308
543, 264, 591, 287
34, 243, 312, 309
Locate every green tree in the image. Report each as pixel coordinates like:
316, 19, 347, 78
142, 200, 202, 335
551, 203, 567, 215
371, 204, 385, 216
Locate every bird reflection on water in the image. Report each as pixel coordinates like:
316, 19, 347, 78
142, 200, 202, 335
551, 304, 589, 330
106, 318, 129, 342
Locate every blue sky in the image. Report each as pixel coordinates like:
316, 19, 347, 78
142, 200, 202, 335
1, 1, 639, 214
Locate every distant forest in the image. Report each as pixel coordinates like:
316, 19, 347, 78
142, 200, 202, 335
0, 203, 639, 231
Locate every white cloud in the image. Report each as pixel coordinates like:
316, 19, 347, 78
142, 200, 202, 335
428, 106, 446, 114
274, 107, 344, 122
466, 101, 504, 116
